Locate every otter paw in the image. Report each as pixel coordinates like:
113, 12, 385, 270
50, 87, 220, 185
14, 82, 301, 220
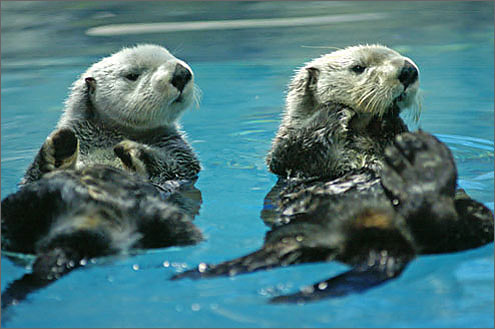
41, 128, 79, 172
381, 130, 457, 205
114, 140, 152, 175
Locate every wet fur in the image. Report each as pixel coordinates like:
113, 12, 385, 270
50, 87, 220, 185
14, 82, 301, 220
173, 45, 494, 303
1, 45, 203, 312
22, 44, 201, 186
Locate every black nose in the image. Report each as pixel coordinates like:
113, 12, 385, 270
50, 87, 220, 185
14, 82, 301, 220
398, 60, 418, 90
171, 63, 192, 92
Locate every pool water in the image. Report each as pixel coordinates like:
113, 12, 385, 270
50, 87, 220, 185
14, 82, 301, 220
1, 1, 493, 327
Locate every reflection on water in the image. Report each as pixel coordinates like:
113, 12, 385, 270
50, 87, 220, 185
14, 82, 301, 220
86, 13, 388, 35
1, 1, 493, 328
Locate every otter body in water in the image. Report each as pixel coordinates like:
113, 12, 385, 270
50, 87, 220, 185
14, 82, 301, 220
1, 45, 203, 310
173, 45, 494, 303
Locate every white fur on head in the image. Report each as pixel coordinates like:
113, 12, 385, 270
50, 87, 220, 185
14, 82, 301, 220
286, 44, 420, 123
61, 44, 196, 130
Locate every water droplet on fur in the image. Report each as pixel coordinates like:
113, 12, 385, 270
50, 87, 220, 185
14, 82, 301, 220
392, 199, 399, 206
386, 258, 395, 277
296, 235, 304, 242
79, 259, 87, 266
132, 264, 140, 271
68, 261, 75, 268
317, 282, 328, 290
163, 261, 170, 268
191, 303, 200, 311
56, 258, 64, 266
198, 263, 207, 273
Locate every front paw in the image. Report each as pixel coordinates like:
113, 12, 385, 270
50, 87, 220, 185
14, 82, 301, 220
381, 130, 457, 206
114, 140, 151, 176
41, 128, 79, 173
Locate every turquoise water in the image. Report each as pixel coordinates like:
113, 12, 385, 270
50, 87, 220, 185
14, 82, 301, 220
1, 1, 494, 327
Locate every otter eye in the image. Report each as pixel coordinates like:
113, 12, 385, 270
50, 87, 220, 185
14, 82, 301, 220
124, 73, 140, 81
351, 65, 366, 74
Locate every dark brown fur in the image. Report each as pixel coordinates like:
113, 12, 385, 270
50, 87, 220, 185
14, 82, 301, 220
173, 46, 493, 303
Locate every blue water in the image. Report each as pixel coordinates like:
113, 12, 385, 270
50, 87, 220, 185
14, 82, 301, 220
1, 1, 494, 327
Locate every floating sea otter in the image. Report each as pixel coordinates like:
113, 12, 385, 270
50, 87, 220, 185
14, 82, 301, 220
173, 45, 494, 303
1, 45, 203, 310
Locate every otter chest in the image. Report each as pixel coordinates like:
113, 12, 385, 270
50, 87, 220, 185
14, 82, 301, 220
73, 123, 127, 169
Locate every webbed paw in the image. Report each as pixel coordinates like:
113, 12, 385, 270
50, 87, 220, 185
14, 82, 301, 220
41, 128, 79, 173
381, 130, 457, 215
114, 140, 152, 176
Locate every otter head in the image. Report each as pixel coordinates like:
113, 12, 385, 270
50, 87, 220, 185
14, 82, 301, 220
69, 44, 197, 131
286, 44, 420, 124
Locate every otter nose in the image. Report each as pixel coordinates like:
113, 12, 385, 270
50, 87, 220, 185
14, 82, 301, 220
171, 63, 192, 92
398, 60, 418, 89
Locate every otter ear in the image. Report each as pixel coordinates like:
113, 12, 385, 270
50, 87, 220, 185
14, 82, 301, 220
85, 77, 97, 96
306, 67, 320, 88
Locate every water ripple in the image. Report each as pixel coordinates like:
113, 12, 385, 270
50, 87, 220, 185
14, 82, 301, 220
436, 133, 494, 161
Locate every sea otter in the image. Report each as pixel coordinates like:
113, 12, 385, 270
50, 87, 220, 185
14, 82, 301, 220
1, 45, 203, 310
22, 44, 201, 186
172, 45, 494, 303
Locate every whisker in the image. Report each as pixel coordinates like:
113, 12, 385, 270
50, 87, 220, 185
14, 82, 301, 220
357, 88, 375, 108
192, 85, 202, 109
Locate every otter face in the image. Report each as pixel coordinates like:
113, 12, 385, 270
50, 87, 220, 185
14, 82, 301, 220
287, 45, 420, 121
85, 44, 196, 130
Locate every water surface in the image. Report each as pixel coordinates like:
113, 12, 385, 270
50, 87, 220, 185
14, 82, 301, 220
1, 1, 493, 327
